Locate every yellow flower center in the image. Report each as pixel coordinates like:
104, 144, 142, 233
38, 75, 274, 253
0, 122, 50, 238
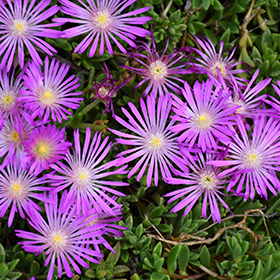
15, 23, 24, 31
40, 90, 55, 105
12, 19, 28, 36
249, 154, 257, 162
12, 183, 22, 193
210, 62, 226, 78
149, 60, 167, 80
151, 137, 161, 147
35, 143, 49, 158
199, 171, 218, 190
53, 235, 63, 244
243, 150, 262, 169
97, 14, 107, 24
39, 145, 47, 154
93, 10, 112, 29
3, 95, 13, 104
196, 113, 212, 129
44, 91, 52, 99
203, 176, 212, 184
79, 173, 87, 181
199, 115, 207, 122
10, 131, 20, 142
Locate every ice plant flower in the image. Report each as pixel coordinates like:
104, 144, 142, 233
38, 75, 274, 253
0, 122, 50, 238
227, 69, 271, 118
164, 150, 232, 223
123, 36, 188, 97
92, 63, 132, 113
21, 124, 71, 175
45, 127, 128, 215
0, 162, 49, 227
170, 80, 238, 152
15, 192, 105, 280
207, 116, 280, 200
0, 116, 34, 166
186, 36, 248, 87
264, 80, 280, 116
0, 0, 64, 71
109, 94, 188, 187
19, 57, 83, 123
55, 0, 152, 56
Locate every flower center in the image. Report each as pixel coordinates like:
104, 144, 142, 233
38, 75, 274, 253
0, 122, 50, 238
50, 231, 68, 250
10, 182, 24, 198
243, 150, 262, 169
73, 168, 91, 189
210, 61, 226, 78
10, 130, 20, 142
0, 92, 16, 112
93, 10, 112, 29
199, 171, 218, 190
196, 113, 212, 129
35, 142, 49, 158
147, 134, 165, 151
40, 90, 55, 106
11, 19, 28, 36
149, 60, 167, 80
98, 86, 110, 99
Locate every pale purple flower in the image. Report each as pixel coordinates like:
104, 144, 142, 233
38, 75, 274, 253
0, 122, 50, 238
0, 161, 49, 227
170, 80, 238, 152
21, 124, 71, 175
207, 116, 280, 200
186, 36, 248, 87
123, 35, 188, 97
0, 0, 64, 71
165, 150, 232, 223
54, 0, 152, 56
15, 192, 105, 280
264, 80, 280, 116
0, 115, 34, 167
19, 56, 83, 123
110, 94, 188, 188
45, 127, 128, 215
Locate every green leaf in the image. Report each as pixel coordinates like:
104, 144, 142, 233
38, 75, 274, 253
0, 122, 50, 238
30, 260, 40, 276
192, 0, 202, 9
219, 21, 239, 34
167, 245, 181, 274
262, 28, 272, 50
153, 242, 162, 258
262, 255, 272, 278
0, 244, 5, 263
202, 29, 217, 46
202, 0, 210, 10
219, 28, 231, 44
113, 265, 130, 275
0, 263, 9, 277
91, 53, 112, 62
215, 241, 225, 256
169, 10, 181, 22
178, 245, 190, 272
84, 269, 95, 278
232, 243, 242, 263
200, 246, 211, 269
6, 272, 22, 280
152, 0, 162, 4
213, 0, 223, 10
157, 224, 172, 233
154, 258, 165, 272
106, 242, 121, 266
251, 261, 263, 280
135, 224, 144, 239
149, 206, 166, 218
151, 272, 169, 280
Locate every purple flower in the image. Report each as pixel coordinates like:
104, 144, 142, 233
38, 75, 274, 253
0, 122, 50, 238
18, 56, 83, 123
164, 150, 232, 223
170, 80, 238, 152
15, 192, 104, 280
0, 115, 34, 167
207, 116, 280, 200
0, 0, 63, 71
110, 94, 188, 188
54, 0, 152, 56
123, 35, 187, 97
21, 124, 71, 175
264, 80, 280, 116
0, 162, 49, 227
45, 127, 127, 215
93, 63, 132, 113
186, 36, 248, 87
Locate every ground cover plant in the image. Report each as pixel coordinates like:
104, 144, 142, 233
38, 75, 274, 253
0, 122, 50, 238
1, 0, 280, 279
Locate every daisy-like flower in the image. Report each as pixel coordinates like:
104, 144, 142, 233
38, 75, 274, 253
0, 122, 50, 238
170, 80, 238, 152
0, 115, 34, 166
92, 63, 131, 113
164, 150, 232, 223
186, 36, 248, 87
21, 124, 71, 175
0, 0, 64, 71
19, 56, 83, 123
45, 127, 128, 215
15, 192, 105, 280
0, 161, 49, 227
207, 116, 280, 200
123, 35, 187, 97
264, 80, 280, 116
54, 0, 152, 56
109, 94, 188, 187
227, 69, 271, 118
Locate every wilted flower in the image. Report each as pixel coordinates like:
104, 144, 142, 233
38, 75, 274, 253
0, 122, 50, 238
55, 0, 152, 56
0, 0, 63, 71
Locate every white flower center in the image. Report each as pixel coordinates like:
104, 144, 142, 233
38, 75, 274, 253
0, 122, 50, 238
49, 231, 68, 250
196, 113, 212, 129
243, 150, 262, 169
210, 61, 226, 78
93, 10, 112, 29
147, 134, 165, 151
199, 171, 218, 190
40, 90, 55, 106
149, 60, 167, 80
98, 86, 110, 99
11, 19, 28, 36
0, 92, 16, 112
73, 168, 91, 189
9, 182, 25, 198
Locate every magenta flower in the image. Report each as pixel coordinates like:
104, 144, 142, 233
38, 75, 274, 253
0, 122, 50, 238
15, 192, 104, 280
123, 36, 187, 97
44, 127, 127, 215
21, 124, 71, 175
110, 94, 188, 187
207, 116, 280, 200
164, 150, 232, 223
0, 162, 49, 227
264, 80, 280, 116
186, 36, 248, 87
170, 80, 238, 152
18, 56, 83, 123
0, 0, 63, 71
93, 63, 132, 113
0, 116, 34, 167
54, 0, 152, 56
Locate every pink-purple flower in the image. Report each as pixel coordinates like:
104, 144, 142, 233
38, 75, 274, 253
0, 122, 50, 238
54, 0, 152, 56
